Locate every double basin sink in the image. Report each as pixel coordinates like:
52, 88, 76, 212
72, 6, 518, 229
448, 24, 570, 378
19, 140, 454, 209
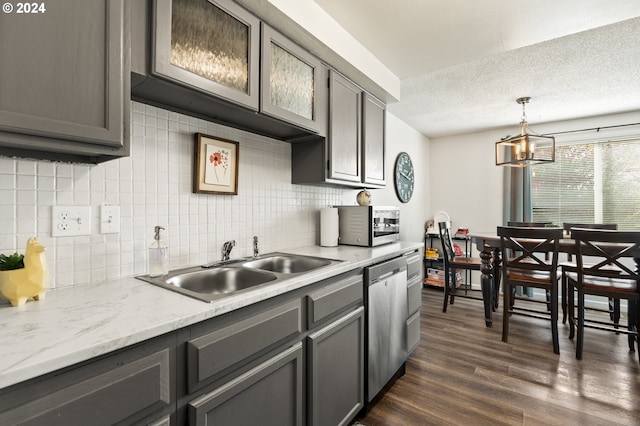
137, 253, 342, 303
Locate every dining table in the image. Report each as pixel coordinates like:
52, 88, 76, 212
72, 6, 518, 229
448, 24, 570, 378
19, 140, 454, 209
469, 230, 640, 328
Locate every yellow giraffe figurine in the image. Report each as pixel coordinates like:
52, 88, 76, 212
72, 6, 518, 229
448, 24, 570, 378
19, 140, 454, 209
0, 238, 50, 307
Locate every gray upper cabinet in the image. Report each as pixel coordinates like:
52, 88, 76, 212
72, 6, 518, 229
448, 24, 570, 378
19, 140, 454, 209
152, 0, 260, 110
0, 0, 130, 163
132, 0, 325, 140
291, 68, 386, 188
328, 70, 362, 183
260, 24, 325, 135
362, 93, 386, 186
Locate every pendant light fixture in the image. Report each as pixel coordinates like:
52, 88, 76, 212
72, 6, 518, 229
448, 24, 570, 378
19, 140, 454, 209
495, 97, 555, 167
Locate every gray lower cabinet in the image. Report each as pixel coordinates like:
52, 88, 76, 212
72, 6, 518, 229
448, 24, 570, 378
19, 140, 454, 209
0, 0, 130, 163
0, 267, 371, 426
188, 342, 303, 426
0, 334, 176, 426
307, 307, 365, 426
185, 299, 302, 393
182, 272, 364, 426
405, 250, 423, 354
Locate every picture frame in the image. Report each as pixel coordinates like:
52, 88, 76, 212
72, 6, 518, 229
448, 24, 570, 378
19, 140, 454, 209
193, 133, 239, 195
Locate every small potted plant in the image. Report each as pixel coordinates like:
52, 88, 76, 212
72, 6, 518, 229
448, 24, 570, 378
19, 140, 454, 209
0, 253, 25, 271
0, 238, 50, 307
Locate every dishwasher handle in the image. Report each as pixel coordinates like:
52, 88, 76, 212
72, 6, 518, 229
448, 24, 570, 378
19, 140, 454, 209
373, 268, 405, 282
366, 256, 407, 283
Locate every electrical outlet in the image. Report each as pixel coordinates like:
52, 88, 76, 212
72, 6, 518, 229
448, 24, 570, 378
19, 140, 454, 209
52, 206, 91, 237
100, 205, 120, 234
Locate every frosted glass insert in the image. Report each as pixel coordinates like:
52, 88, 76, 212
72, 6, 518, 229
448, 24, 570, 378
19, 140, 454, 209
270, 43, 314, 120
170, 0, 249, 93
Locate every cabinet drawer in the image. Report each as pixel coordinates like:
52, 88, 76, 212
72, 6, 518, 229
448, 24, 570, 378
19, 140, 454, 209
307, 274, 363, 328
407, 311, 421, 354
407, 275, 422, 316
189, 342, 303, 426
0, 349, 172, 426
405, 252, 423, 280
187, 300, 301, 390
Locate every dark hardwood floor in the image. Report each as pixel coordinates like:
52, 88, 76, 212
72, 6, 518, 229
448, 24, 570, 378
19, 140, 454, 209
356, 287, 640, 426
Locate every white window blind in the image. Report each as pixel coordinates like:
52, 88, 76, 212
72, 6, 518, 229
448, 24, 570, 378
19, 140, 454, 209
532, 139, 640, 230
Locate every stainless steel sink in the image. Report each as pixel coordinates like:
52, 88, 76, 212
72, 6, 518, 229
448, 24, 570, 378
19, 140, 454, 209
136, 252, 341, 303
137, 266, 277, 303
166, 267, 277, 293
241, 253, 333, 274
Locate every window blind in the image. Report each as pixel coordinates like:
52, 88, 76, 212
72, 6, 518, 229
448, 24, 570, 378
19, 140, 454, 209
532, 139, 640, 230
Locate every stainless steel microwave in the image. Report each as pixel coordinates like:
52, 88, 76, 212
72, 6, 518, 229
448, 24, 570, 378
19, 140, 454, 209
336, 206, 400, 247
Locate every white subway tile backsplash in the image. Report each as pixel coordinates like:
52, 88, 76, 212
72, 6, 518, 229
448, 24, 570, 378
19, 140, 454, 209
0, 101, 346, 290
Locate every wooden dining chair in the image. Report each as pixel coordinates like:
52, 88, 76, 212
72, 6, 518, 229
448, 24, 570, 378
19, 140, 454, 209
560, 223, 618, 324
566, 228, 640, 361
506, 222, 554, 298
438, 221, 483, 313
498, 226, 563, 354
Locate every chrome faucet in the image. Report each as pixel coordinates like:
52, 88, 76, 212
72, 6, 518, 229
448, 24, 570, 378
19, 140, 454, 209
253, 236, 259, 258
221, 240, 236, 261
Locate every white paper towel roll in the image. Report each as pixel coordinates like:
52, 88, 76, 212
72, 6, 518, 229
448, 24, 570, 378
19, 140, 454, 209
320, 207, 339, 247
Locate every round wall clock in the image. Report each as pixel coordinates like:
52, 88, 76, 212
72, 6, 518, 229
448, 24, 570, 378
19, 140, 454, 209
394, 152, 415, 203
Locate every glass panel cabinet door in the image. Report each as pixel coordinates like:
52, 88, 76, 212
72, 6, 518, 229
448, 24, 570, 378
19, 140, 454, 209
261, 24, 324, 134
152, 0, 260, 110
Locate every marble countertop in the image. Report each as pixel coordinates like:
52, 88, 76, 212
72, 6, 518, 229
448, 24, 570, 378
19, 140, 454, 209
0, 242, 422, 389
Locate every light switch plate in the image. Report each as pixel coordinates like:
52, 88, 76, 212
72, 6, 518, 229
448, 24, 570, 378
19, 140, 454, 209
52, 206, 91, 237
100, 205, 120, 234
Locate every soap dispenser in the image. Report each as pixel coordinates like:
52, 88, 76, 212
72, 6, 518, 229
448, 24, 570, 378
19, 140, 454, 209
149, 226, 169, 277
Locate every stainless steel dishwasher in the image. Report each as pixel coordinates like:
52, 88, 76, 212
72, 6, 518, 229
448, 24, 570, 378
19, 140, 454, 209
364, 255, 408, 403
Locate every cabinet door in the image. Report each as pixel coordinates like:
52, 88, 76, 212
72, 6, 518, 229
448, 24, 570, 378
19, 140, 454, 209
307, 307, 364, 426
189, 343, 303, 426
0, 0, 129, 161
407, 310, 421, 354
152, 0, 260, 110
260, 24, 324, 134
0, 343, 174, 426
362, 93, 386, 186
328, 70, 362, 183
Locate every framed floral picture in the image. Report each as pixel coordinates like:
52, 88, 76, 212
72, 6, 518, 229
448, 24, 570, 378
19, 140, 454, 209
193, 133, 239, 195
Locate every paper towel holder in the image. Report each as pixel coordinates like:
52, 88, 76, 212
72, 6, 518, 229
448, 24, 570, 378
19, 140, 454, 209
320, 207, 339, 247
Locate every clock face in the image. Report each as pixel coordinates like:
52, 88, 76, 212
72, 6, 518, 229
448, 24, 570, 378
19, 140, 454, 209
394, 152, 414, 203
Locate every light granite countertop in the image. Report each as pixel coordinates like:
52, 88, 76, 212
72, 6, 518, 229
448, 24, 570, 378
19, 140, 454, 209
0, 242, 422, 390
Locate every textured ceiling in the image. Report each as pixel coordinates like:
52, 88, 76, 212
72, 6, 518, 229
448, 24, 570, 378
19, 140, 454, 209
313, 0, 640, 138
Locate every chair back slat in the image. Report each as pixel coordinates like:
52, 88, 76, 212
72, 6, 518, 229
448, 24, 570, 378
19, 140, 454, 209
438, 221, 456, 266
497, 226, 563, 274
572, 228, 640, 282
563, 222, 617, 237
507, 221, 552, 228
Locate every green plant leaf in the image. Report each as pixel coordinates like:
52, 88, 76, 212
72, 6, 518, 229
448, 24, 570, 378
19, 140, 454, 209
0, 253, 25, 271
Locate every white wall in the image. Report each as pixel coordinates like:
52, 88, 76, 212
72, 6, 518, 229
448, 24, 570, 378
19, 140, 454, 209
341, 112, 430, 243
428, 110, 640, 234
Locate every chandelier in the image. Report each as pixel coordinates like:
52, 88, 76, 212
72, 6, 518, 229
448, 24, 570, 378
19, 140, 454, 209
495, 97, 555, 167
